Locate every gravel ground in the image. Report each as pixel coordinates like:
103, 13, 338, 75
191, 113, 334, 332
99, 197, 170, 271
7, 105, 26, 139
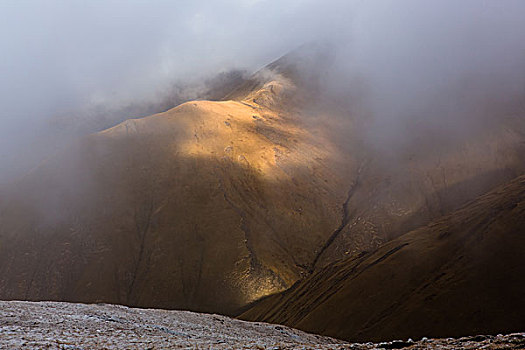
0, 301, 345, 349
0, 301, 523, 349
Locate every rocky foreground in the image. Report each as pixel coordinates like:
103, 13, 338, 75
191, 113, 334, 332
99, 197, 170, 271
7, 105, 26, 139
0, 301, 523, 349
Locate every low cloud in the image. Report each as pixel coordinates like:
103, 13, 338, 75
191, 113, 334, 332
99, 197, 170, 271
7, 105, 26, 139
0, 0, 524, 181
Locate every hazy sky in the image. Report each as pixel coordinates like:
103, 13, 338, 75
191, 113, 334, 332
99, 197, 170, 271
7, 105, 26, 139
1, 0, 524, 180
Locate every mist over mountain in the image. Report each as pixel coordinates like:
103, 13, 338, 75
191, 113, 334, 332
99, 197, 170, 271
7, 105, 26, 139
2, 0, 525, 181
0, 0, 524, 346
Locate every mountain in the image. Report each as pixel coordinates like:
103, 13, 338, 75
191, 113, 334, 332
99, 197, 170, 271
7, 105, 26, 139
0, 45, 524, 320
0, 47, 357, 315
240, 175, 525, 342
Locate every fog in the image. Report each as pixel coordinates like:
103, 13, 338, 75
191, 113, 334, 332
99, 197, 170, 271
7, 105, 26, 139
1, 0, 525, 182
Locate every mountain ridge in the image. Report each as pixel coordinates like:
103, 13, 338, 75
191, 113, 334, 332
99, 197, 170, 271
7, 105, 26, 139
0, 47, 523, 323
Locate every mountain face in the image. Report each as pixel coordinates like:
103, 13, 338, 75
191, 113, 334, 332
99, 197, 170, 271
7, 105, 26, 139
0, 46, 524, 322
0, 52, 357, 315
240, 175, 525, 342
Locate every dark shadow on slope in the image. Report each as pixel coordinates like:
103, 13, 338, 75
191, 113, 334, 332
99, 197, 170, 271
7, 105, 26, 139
239, 175, 525, 342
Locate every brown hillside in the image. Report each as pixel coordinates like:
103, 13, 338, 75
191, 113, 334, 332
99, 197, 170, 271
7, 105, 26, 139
240, 175, 525, 342
0, 70, 356, 315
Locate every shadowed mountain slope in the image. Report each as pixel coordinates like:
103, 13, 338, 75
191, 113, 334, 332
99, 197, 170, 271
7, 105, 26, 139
240, 175, 525, 342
